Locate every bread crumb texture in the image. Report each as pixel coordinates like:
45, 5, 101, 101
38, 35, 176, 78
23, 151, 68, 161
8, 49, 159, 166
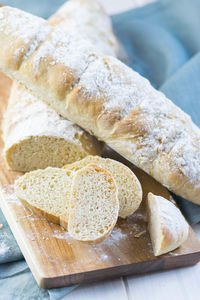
68, 164, 119, 242
64, 155, 142, 218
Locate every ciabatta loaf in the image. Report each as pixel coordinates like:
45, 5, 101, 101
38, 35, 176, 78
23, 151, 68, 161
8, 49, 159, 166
147, 193, 189, 256
64, 155, 142, 218
3, 82, 100, 171
14, 167, 72, 228
0, 7, 199, 204
68, 164, 119, 242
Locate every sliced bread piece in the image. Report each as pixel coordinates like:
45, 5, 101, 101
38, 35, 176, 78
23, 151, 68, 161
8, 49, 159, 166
14, 167, 72, 229
68, 164, 119, 242
147, 192, 189, 256
64, 155, 142, 218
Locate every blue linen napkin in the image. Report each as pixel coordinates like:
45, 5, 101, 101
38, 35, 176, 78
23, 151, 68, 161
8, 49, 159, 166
1, 0, 200, 299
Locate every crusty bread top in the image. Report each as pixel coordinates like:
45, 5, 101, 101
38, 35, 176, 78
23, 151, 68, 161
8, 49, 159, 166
3, 82, 94, 150
67, 56, 200, 203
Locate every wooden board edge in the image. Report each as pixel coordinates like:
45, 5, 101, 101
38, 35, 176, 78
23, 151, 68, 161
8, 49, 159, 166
40, 253, 200, 289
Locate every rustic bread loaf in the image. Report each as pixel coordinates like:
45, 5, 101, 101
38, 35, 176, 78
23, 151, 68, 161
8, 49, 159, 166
3, 82, 101, 171
0, 7, 199, 204
14, 167, 73, 229
147, 193, 189, 256
68, 164, 119, 242
64, 155, 142, 218
3, 0, 118, 171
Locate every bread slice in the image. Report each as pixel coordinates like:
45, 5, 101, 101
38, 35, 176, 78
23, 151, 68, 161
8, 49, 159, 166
147, 193, 189, 256
14, 167, 72, 229
64, 155, 142, 218
68, 164, 119, 242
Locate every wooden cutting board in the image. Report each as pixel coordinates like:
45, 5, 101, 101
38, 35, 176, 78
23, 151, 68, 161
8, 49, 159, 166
0, 72, 200, 289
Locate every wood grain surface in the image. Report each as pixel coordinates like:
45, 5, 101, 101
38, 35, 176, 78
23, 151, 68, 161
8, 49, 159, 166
0, 72, 200, 289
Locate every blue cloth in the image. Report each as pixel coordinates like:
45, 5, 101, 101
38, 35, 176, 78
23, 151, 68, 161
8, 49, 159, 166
0, 210, 77, 300
1, 0, 200, 299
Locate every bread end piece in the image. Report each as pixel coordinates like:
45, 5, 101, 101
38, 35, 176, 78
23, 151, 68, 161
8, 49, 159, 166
147, 192, 189, 256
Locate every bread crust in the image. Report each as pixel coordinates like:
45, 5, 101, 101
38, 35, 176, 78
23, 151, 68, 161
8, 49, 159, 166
0, 6, 199, 203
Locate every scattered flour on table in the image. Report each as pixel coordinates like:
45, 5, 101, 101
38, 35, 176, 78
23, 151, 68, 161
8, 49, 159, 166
104, 227, 127, 245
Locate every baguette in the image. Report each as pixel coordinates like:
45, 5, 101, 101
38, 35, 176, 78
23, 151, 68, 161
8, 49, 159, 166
3, 0, 118, 171
0, 7, 199, 204
49, 0, 118, 57
3, 82, 101, 171
14, 167, 72, 229
147, 193, 189, 256
68, 164, 119, 242
63, 155, 142, 218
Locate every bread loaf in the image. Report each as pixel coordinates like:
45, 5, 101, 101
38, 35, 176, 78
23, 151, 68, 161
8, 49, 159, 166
0, 7, 199, 204
3, 83, 101, 171
63, 155, 142, 218
68, 164, 119, 242
3, 0, 118, 171
147, 193, 189, 256
14, 167, 72, 229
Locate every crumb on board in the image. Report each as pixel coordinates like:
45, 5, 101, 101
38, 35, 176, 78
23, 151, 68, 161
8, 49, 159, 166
134, 230, 146, 238
0, 224, 3, 229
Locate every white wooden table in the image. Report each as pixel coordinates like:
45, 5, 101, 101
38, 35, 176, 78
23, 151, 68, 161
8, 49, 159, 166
63, 1, 200, 299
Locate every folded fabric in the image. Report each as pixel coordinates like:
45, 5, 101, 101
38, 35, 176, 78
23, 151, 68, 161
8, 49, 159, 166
1, 0, 200, 299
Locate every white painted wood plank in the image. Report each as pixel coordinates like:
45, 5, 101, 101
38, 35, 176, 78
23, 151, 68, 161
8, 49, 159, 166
61, 278, 128, 300
125, 261, 200, 300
